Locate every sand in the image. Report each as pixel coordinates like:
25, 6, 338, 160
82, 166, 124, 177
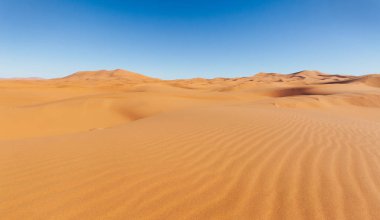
1, 69, 380, 219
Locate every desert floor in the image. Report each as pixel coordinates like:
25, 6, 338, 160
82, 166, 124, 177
1, 69, 380, 219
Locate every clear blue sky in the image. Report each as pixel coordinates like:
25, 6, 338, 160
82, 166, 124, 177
0, 0, 379, 79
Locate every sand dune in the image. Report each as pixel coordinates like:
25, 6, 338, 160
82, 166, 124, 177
1, 69, 380, 219
355, 74, 380, 88
62, 69, 158, 81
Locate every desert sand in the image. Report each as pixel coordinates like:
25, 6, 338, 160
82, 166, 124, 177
1, 69, 380, 219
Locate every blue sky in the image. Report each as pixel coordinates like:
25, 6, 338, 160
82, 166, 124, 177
0, 0, 379, 79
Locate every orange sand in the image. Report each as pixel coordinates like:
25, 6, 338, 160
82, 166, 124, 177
1, 69, 380, 219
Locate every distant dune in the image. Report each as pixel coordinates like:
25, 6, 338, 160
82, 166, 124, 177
1, 69, 380, 219
61, 69, 159, 82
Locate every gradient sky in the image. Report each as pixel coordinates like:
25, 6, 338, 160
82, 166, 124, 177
0, 0, 379, 79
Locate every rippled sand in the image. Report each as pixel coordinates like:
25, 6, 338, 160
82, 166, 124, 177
1, 70, 380, 219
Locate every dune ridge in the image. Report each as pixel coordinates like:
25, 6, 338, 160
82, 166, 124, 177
1, 69, 380, 219
61, 69, 158, 82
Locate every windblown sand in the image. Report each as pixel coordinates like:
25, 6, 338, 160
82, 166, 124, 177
1, 69, 380, 219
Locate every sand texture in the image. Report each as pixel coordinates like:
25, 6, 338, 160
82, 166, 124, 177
1, 70, 380, 219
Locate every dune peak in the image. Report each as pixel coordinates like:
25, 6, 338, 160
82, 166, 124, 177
62, 69, 158, 81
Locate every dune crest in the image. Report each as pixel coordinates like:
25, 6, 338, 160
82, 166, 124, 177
251, 70, 357, 85
61, 69, 159, 82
